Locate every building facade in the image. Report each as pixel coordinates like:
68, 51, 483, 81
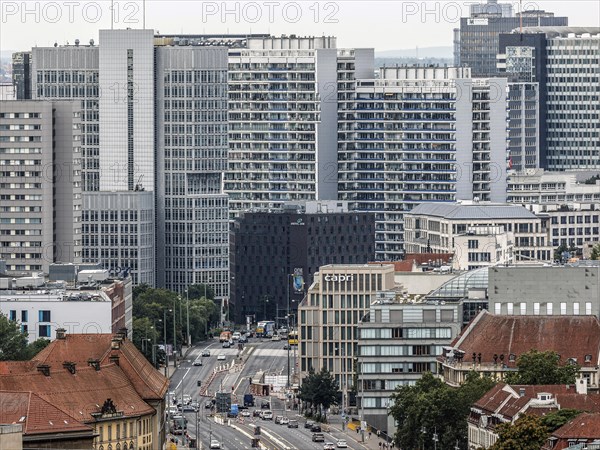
231, 201, 375, 323
404, 202, 552, 263
455, 1, 567, 77
154, 44, 230, 295
452, 226, 514, 271
298, 264, 395, 389
0, 100, 82, 275
357, 297, 462, 434
338, 66, 509, 261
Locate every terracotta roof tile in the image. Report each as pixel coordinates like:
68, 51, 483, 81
405, 253, 454, 265
449, 311, 600, 367
0, 364, 155, 422
0, 361, 37, 375
0, 391, 93, 435
32, 334, 113, 365
552, 413, 600, 439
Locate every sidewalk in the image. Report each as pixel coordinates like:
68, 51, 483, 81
326, 415, 393, 450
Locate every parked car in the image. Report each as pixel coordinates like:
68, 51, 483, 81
304, 420, 315, 429
287, 420, 299, 428
336, 440, 348, 448
312, 433, 325, 442
217, 354, 226, 361
311, 424, 322, 433
201, 350, 211, 357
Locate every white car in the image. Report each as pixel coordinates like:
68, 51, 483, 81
210, 439, 221, 449
280, 417, 289, 425
240, 410, 251, 417
336, 440, 348, 448
217, 354, 226, 361
232, 332, 241, 340
271, 334, 281, 341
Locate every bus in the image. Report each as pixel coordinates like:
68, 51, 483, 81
288, 331, 298, 346
256, 321, 275, 338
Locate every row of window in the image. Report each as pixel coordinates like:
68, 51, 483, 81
493, 302, 593, 316
360, 327, 453, 339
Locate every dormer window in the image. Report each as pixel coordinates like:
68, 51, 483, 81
585, 354, 593, 363
537, 393, 552, 401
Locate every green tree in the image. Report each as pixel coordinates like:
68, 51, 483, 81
541, 409, 581, 432
504, 350, 580, 385
298, 368, 339, 422
0, 314, 29, 360
591, 243, 600, 260
389, 372, 495, 449
489, 415, 548, 450
21, 338, 51, 359
187, 283, 215, 301
132, 317, 160, 362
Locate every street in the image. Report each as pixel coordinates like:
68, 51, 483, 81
167, 339, 368, 450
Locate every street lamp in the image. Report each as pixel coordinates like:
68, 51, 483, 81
185, 288, 191, 347
163, 309, 172, 377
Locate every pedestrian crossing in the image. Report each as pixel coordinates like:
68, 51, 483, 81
251, 348, 292, 357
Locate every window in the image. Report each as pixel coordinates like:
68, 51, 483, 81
533, 303, 540, 315
573, 303, 580, 315
39, 325, 51, 337
507, 303, 514, 315
547, 303, 553, 315
468, 239, 479, 249
586, 302, 592, 315
39, 310, 51, 322
560, 302, 567, 315
495, 303, 501, 314
9, 310, 16, 321
520, 303, 527, 315
21, 310, 28, 322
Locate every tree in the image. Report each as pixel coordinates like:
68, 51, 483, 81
298, 368, 339, 422
0, 314, 29, 360
389, 372, 495, 450
187, 283, 215, 301
489, 415, 548, 450
21, 338, 51, 359
541, 409, 581, 432
591, 243, 600, 260
504, 350, 580, 385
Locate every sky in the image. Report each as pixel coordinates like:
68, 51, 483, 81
0, 0, 599, 53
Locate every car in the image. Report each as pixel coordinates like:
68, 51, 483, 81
287, 420, 299, 428
261, 410, 273, 420
280, 417, 289, 425
210, 439, 221, 449
232, 332, 241, 340
253, 409, 262, 417
204, 401, 213, 409
201, 350, 211, 357
311, 424, 322, 432
312, 433, 325, 442
271, 334, 281, 341
279, 327, 288, 334
240, 410, 251, 417
304, 420, 315, 429
193, 359, 202, 366
336, 440, 348, 448
217, 354, 226, 361
324, 443, 336, 450
239, 336, 248, 343
261, 401, 270, 409
183, 394, 192, 404
283, 343, 291, 350
222, 341, 231, 348
274, 416, 284, 424
166, 406, 178, 417
181, 404, 197, 412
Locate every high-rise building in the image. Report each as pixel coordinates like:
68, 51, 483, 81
455, 0, 567, 77
230, 201, 375, 323
154, 43, 230, 295
29, 31, 157, 286
11, 51, 31, 100
0, 100, 82, 274
338, 66, 509, 261
224, 36, 374, 215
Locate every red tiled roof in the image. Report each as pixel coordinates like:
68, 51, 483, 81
0, 391, 93, 436
0, 361, 37, 375
552, 413, 600, 439
405, 253, 453, 265
447, 311, 600, 367
0, 364, 155, 422
32, 333, 168, 401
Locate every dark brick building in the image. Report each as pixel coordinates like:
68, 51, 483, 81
230, 202, 375, 324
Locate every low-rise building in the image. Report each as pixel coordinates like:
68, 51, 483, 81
438, 311, 600, 390
358, 295, 462, 435
543, 413, 600, 450
0, 424, 23, 450
404, 202, 552, 263
469, 383, 600, 450
452, 226, 514, 271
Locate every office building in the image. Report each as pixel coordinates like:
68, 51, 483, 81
507, 169, 600, 252
338, 66, 509, 261
230, 201, 375, 323
452, 226, 514, 271
0, 84, 16, 100
454, 0, 567, 77
404, 202, 552, 262
357, 296, 462, 434
11, 51, 31, 100
0, 100, 82, 275
154, 43, 230, 295
224, 36, 374, 215
298, 264, 395, 389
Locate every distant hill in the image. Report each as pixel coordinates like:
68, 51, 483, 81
376, 46, 453, 59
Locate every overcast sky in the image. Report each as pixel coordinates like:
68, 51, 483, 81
1, 1, 598, 53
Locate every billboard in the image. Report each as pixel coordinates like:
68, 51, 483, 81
292, 268, 304, 293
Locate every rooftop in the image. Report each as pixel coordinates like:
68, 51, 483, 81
407, 202, 537, 220
552, 413, 600, 439
428, 267, 488, 299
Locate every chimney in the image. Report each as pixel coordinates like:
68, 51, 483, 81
62, 361, 76, 374
56, 328, 66, 340
37, 364, 51, 377
87, 359, 101, 371
111, 337, 122, 350
109, 355, 120, 366
117, 327, 128, 339
519, 388, 525, 397
576, 378, 588, 395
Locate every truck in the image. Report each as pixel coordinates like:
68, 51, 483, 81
219, 331, 232, 343
256, 321, 275, 338
243, 394, 255, 407
227, 404, 239, 418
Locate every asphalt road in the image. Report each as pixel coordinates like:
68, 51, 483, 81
167, 338, 364, 450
